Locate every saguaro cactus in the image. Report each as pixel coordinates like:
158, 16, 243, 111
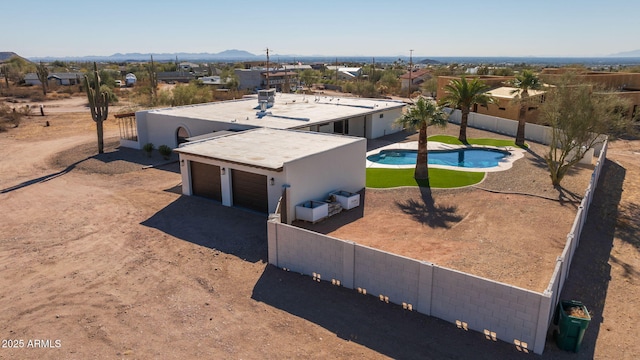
36, 62, 48, 95
149, 55, 158, 104
84, 62, 109, 154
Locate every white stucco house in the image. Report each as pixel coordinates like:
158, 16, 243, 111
119, 90, 403, 216
119, 89, 406, 150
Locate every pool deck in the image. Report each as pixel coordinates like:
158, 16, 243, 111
365, 141, 527, 172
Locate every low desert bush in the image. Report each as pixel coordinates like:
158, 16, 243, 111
142, 142, 154, 157
0, 104, 28, 131
158, 145, 172, 160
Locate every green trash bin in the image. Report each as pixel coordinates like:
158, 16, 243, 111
555, 300, 591, 352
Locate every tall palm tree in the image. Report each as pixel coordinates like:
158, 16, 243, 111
439, 77, 496, 143
510, 70, 542, 146
395, 97, 448, 180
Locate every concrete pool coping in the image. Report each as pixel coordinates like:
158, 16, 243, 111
365, 141, 527, 172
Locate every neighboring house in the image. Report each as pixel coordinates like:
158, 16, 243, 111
541, 68, 640, 120
235, 68, 264, 90
480, 86, 547, 122
438, 71, 640, 123
24, 72, 83, 86
325, 66, 363, 80
175, 127, 366, 219
235, 66, 309, 91
261, 70, 298, 92
157, 71, 195, 83
400, 68, 432, 90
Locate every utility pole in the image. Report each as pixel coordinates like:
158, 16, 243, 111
335, 57, 338, 83
409, 49, 413, 98
265, 47, 270, 89
371, 57, 375, 83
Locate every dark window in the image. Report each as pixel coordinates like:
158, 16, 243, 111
499, 107, 506, 111
379, 114, 384, 118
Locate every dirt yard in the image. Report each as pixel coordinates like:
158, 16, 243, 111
0, 100, 639, 359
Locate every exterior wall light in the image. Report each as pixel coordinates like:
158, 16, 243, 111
221, 167, 226, 175
180, 159, 184, 166
270, 177, 275, 186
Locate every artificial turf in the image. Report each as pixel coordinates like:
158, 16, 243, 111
366, 167, 485, 188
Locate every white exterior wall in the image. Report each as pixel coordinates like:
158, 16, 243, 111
369, 107, 403, 139
284, 138, 366, 224
132, 110, 255, 149
347, 116, 365, 137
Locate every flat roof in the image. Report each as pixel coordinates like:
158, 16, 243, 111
487, 86, 546, 99
147, 93, 405, 130
175, 128, 364, 171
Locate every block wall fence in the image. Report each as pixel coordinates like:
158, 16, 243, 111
267, 120, 609, 355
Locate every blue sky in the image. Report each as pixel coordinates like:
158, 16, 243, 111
3, 0, 639, 58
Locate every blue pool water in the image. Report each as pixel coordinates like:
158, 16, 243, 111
367, 148, 509, 168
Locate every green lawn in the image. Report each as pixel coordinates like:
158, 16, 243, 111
427, 134, 526, 148
366, 167, 485, 189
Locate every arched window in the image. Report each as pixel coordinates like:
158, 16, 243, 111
176, 127, 189, 145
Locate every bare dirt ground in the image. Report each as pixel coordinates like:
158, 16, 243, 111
298, 126, 593, 292
0, 103, 638, 359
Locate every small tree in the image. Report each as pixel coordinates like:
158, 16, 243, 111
36, 62, 49, 96
395, 97, 448, 180
299, 69, 319, 90
541, 78, 633, 186
84, 62, 109, 154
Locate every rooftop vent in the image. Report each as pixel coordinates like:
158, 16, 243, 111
258, 88, 276, 108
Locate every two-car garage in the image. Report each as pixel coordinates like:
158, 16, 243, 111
175, 128, 366, 223
189, 161, 268, 213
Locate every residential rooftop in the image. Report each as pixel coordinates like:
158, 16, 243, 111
174, 127, 365, 171
486, 86, 546, 99
147, 93, 405, 130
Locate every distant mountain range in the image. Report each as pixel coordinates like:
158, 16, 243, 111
609, 49, 640, 57
27, 49, 261, 62
4, 49, 640, 66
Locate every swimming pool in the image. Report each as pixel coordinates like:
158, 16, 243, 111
366, 148, 510, 168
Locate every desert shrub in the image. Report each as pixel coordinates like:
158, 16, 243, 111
158, 145, 172, 160
142, 142, 154, 157
99, 84, 118, 103
171, 82, 213, 106
0, 104, 25, 130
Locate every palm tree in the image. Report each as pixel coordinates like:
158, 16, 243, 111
439, 77, 496, 143
395, 97, 448, 180
510, 70, 542, 146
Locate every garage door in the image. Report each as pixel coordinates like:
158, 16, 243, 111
231, 169, 268, 213
190, 161, 222, 201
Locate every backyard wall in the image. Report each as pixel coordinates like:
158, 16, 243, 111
267, 125, 609, 355
544, 139, 609, 324
446, 110, 605, 156
268, 222, 550, 353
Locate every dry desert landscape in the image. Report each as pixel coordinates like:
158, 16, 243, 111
0, 95, 639, 359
